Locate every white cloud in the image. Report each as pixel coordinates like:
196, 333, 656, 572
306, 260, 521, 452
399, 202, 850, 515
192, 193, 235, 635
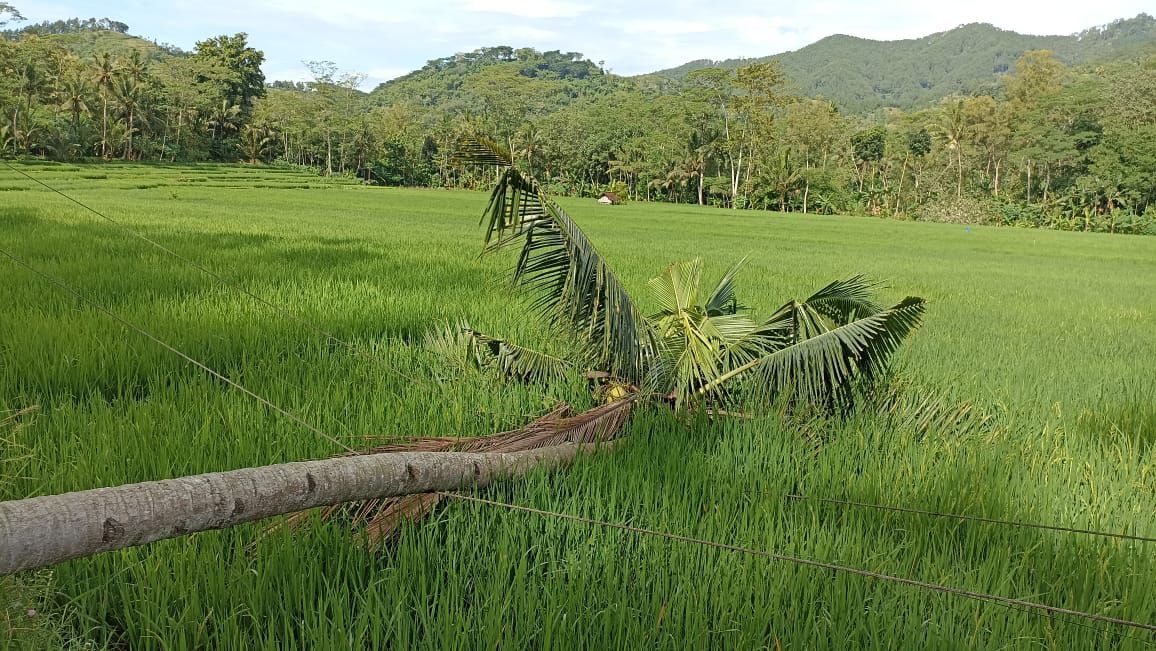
17, 0, 1155, 80
620, 19, 712, 36
456, 0, 590, 19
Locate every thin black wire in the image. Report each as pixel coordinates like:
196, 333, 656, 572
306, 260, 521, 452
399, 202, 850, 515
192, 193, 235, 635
6, 246, 1152, 646
999, 603, 1153, 647
6, 163, 1153, 642
768, 492, 1156, 544
2, 161, 425, 388
441, 492, 1156, 640
0, 247, 354, 454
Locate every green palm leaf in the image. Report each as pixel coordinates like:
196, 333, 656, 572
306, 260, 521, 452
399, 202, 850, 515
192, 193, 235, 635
704, 258, 748, 316
757, 275, 883, 348
799, 275, 884, 324
647, 259, 770, 406
458, 135, 653, 384
702, 297, 926, 409
465, 328, 573, 383
424, 320, 573, 383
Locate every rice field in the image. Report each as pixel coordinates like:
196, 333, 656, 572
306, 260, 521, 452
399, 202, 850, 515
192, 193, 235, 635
1, 160, 1154, 649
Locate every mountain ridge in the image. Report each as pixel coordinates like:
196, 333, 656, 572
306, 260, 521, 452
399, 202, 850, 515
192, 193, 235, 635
639, 14, 1156, 112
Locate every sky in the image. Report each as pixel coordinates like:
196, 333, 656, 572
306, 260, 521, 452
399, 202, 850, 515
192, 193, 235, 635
17, 0, 1154, 89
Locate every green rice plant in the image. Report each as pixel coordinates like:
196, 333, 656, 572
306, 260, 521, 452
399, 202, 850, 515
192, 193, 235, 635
0, 161, 1153, 649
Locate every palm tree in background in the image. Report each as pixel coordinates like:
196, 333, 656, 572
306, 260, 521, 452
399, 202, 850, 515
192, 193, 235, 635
112, 75, 142, 160
237, 123, 272, 163
92, 53, 117, 159
514, 122, 543, 178
207, 99, 240, 142
12, 58, 51, 152
58, 72, 91, 135
935, 98, 968, 200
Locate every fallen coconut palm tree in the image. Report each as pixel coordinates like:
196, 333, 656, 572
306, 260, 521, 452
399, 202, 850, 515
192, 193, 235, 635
322, 135, 927, 540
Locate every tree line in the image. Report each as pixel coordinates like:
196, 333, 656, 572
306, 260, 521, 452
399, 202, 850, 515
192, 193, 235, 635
1, 26, 266, 163
1, 11, 1153, 235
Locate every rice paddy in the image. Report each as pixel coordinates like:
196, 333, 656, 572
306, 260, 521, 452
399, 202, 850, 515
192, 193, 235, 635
1, 160, 1154, 649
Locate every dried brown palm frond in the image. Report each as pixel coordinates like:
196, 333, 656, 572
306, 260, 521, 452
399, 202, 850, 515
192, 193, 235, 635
271, 398, 635, 546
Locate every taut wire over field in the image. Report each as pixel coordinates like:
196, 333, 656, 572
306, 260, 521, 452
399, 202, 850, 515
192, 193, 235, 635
0, 167, 1153, 642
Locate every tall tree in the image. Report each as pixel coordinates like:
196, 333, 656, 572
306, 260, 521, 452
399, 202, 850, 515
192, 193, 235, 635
933, 98, 969, 200
91, 53, 117, 159
0, 2, 23, 28
56, 70, 90, 135
192, 33, 265, 116
112, 74, 142, 160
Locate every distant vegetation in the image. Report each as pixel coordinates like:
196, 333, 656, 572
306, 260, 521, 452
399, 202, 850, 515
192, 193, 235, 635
3, 16, 130, 36
0, 6, 1154, 234
1, 15, 182, 58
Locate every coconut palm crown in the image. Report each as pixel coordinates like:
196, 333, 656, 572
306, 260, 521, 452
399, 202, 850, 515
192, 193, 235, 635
451, 135, 927, 413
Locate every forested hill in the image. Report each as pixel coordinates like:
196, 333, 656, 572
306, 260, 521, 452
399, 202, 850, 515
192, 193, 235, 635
2, 17, 182, 60
368, 47, 629, 111
646, 14, 1156, 113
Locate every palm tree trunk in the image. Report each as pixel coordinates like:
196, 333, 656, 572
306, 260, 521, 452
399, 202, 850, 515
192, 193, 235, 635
126, 107, 135, 161
326, 129, 333, 176
101, 98, 108, 159
1026, 160, 1032, 203
173, 111, 183, 162
893, 154, 908, 217
159, 118, 168, 162
956, 148, 963, 200
0, 443, 601, 576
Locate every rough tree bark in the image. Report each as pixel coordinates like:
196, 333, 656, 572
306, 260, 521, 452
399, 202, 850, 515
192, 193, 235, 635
0, 444, 601, 576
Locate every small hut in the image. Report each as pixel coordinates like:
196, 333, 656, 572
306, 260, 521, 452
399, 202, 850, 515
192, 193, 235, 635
597, 192, 622, 205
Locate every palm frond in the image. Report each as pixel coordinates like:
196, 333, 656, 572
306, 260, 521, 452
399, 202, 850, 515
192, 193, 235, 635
424, 320, 573, 383
760, 298, 830, 345
799, 275, 884, 324
466, 328, 573, 383
758, 276, 886, 347
646, 260, 772, 406
704, 258, 748, 316
701, 297, 926, 410
462, 135, 653, 384
648, 259, 703, 318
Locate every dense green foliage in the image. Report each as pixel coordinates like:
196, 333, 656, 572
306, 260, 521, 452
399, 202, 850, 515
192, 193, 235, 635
3, 16, 130, 37
0, 26, 262, 162
0, 9, 1154, 234
649, 15, 1156, 112
1, 163, 1154, 648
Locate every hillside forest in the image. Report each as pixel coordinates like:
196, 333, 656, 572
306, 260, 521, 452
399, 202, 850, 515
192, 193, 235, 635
2, 6, 1155, 235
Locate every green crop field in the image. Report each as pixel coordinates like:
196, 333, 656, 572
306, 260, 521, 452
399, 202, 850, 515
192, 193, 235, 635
1, 161, 1154, 649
